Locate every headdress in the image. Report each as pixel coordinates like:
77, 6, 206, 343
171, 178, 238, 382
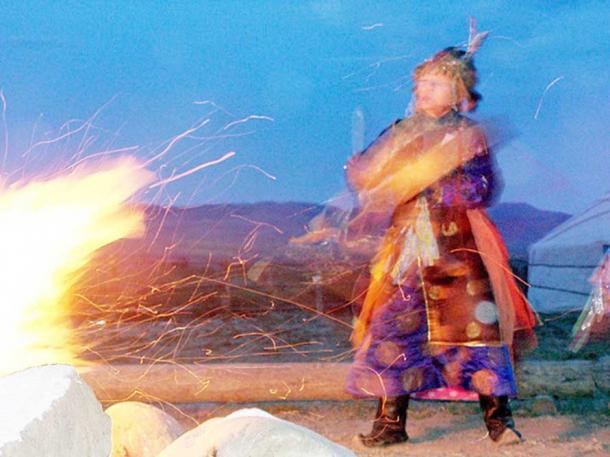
414, 18, 489, 111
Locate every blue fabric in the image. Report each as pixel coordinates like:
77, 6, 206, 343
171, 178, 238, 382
426, 152, 496, 209
346, 285, 518, 399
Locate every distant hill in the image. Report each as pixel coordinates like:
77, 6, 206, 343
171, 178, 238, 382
138, 201, 324, 262
107, 201, 570, 264
487, 202, 571, 259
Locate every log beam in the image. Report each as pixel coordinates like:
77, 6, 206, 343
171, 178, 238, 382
79, 363, 353, 403
78, 359, 609, 404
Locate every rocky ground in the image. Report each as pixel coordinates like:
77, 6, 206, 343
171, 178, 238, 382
172, 400, 609, 457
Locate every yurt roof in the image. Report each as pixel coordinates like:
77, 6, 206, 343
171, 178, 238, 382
531, 192, 610, 248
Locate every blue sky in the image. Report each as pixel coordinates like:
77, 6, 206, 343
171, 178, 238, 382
1, 1, 608, 214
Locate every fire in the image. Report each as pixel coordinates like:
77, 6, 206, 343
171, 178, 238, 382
0, 158, 153, 374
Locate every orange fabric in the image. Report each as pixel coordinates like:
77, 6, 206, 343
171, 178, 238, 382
350, 228, 399, 347
467, 209, 538, 347
349, 125, 482, 214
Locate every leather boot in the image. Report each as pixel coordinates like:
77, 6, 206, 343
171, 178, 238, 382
358, 395, 409, 447
479, 395, 523, 444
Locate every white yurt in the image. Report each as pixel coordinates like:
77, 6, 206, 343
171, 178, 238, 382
528, 192, 610, 313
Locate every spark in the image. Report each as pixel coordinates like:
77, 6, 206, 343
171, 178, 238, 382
192, 99, 236, 117
0, 90, 8, 169
361, 23, 384, 31
534, 76, 564, 120
143, 118, 211, 167
241, 164, 277, 181
223, 114, 274, 131
489, 35, 528, 49
342, 54, 411, 82
149, 151, 236, 189
66, 146, 141, 170
23, 96, 118, 158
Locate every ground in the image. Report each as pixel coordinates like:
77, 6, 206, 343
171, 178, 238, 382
172, 400, 610, 457
80, 257, 609, 456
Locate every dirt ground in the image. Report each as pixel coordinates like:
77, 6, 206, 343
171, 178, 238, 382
173, 400, 610, 457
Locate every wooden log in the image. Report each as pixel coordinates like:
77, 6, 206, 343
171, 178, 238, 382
79, 360, 601, 404
78, 363, 353, 403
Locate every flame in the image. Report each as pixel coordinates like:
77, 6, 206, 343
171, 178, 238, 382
0, 157, 153, 374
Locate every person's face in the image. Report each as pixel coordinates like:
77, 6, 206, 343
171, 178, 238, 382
414, 71, 457, 117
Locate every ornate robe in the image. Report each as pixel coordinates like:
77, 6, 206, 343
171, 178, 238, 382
345, 111, 537, 400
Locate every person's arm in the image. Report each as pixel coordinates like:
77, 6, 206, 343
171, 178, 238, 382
457, 154, 496, 207
345, 121, 399, 194
358, 125, 482, 210
453, 126, 502, 208
429, 126, 499, 208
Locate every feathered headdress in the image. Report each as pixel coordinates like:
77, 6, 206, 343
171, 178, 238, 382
414, 17, 489, 111
466, 17, 489, 57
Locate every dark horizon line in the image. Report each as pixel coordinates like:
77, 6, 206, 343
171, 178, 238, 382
134, 199, 573, 217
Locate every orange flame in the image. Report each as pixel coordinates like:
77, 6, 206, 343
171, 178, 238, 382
0, 157, 153, 374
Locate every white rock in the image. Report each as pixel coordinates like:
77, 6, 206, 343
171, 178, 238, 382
158, 407, 355, 457
105, 401, 185, 457
0, 364, 111, 457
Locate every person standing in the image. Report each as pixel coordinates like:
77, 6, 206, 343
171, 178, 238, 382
345, 27, 538, 447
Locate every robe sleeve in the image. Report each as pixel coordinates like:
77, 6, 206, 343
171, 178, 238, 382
459, 152, 496, 207
345, 120, 400, 194
429, 127, 501, 208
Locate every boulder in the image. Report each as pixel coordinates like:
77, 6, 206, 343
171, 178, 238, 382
0, 364, 111, 457
105, 401, 185, 457
529, 395, 558, 415
158, 408, 355, 457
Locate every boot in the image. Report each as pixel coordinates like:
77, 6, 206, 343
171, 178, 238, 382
479, 395, 523, 444
358, 395, 409, 447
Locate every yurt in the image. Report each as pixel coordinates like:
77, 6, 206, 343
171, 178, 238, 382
528, 193, 610, 313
